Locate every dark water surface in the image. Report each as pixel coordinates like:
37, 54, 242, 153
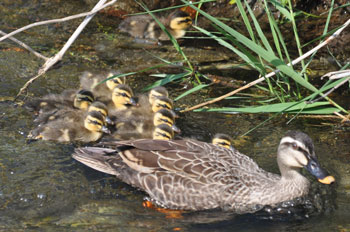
1, 1, 350, 231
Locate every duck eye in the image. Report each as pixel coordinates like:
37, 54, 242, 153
292, 142, 298, 150
159, 103, 170, 109
89, 119, 101, 125
161, 119, 170, 124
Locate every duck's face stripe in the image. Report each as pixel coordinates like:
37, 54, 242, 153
170, 16, 192, 30
113, 88, 134, 106
152, 99, 173, 112
106, 77, 125, 90
153, 128, 173, 140
153, 114, 174, 127
212, 138, 231, 149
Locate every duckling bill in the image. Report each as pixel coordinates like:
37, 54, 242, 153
119, 10, 192, 41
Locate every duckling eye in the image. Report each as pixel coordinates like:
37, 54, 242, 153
219, 142, 229, 146
292, 142, 298, 150
88, 119, 101, 125
157, 131, 171, 139
158, 103, 171, 110
161, 118, 171, 124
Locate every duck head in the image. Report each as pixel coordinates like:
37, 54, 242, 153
152, 123, 174, 140
88, 101, 113, 125
169, 10, 192, 31
148, 86, 169, 105
73, 90, 94, 110
277, 131, 335, 184
84, 111, 111, 134
153, 108, 181, 133
212, 133, 234, 150
112, 84, 137, 109
105, 72, 126, 90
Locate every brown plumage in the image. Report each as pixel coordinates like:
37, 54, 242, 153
73, 131, 334, 213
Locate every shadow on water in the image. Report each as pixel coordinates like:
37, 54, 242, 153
1, 1, 350, 231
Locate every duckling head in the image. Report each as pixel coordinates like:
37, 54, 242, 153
112, 84, 137, 109
84, 111, 111, 134
151, 96, 173, 113
153, 109, 181, 133
169, 10, 192, 31
106, 72, 126, 91
277, 131, 335, 185
152, 123, 174, 140
88, 101, 113, 125
212, 133, 234, 150
148, 86, 169, 105
74, 90, 95, 110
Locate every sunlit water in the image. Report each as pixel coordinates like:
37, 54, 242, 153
1, 1, 349, 231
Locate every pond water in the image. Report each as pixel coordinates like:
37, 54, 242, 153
1, 1, 350, 231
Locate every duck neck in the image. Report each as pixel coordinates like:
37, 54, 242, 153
275, 158, 310, 198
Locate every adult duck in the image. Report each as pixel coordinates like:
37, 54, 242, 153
72, 131, 334, 212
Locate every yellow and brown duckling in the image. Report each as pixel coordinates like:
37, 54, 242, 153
73, 131, 335, 212
80, 71, 126, 101
137, 86, 169, 107
212, 133, 234, 150
119, 10, 192, 41
108, 84, 137, 111
28, 110, 110, 143
112, 108, 180, 140
33, 90, 98, 125
25, 89, 94, 116
152, 123, 174, 140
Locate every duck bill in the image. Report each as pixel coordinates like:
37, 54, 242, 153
129, 97, 138, 106
101, 125, 111, 134
171, 124, 181, 134
305, 157, 335, 184
105, 116, 114, 125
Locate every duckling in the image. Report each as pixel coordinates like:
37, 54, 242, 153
36, 101, 113, 127
152, 123, 174, 140
28, 110, 110, 143
212, 133, 235, 150
80, 71, 126, 101
107, 84, 137, 111
151, 95, 174, 112
25, 89, 94, 115
119, 10, 192, 41
73, 131, 335, 212
33, 90, 97, 125
112, 108, 179, 140
137, 86, 169, 106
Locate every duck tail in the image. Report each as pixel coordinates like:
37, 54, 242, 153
72, 147, 121, 176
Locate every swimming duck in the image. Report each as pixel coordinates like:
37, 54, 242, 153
25, 89, 94, 115
72, 131, 334, 212
80, 71, 126, 101
111, 108, 179, 140
28, 110, 110, 143
119, 10, 192, 41
212, 133, 234, 150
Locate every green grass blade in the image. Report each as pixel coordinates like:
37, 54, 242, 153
195, 101, 338, 114
174, 84, 209, 101
244, 0, 274, 54
182, 0, 318, 92
143, 72, 190, 91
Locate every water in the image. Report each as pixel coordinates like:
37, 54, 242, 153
1, 1, 350, 231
